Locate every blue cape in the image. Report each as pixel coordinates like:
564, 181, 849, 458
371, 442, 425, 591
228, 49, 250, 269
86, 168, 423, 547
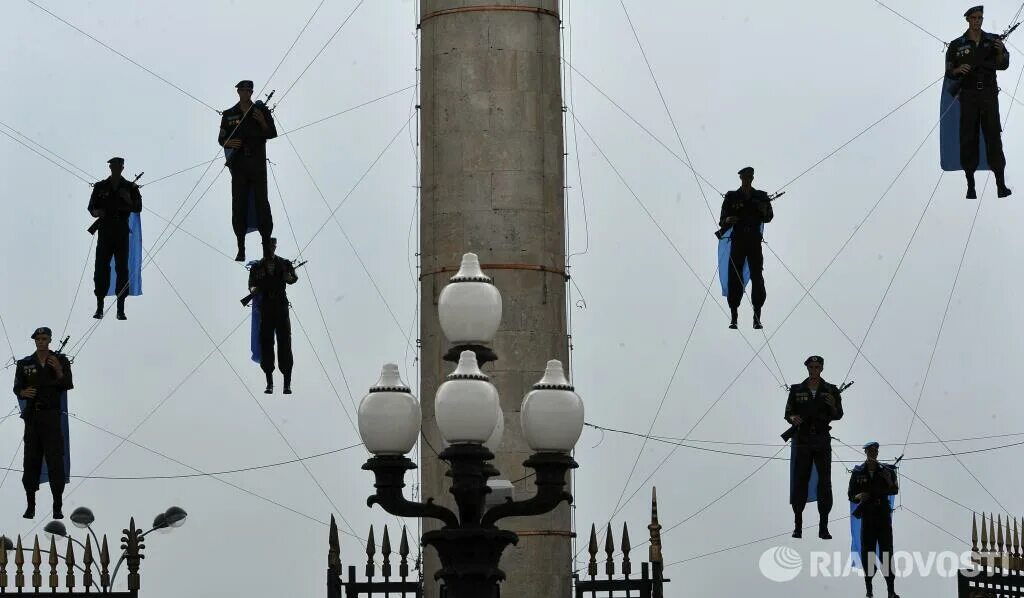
717, 224, 764, 296
940, 77, 991, 171
250, 292, 262, 364
788, 441, 819, 504
106, 212, 142, 297
16, 392, 70, 484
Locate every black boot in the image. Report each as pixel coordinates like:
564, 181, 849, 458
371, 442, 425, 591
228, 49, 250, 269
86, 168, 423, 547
93, 296, 104, 319
865, 577, 874, 597
116, 294, 127, 320
966, 171, 977, 199
729, 307, 738, 330
753, 307, 763, 329
235, 238, 245, 262
283, 373, 292, 395
52, 500, 63, 520
818, 517, 832, 539
792, 511, 802, 538
264, 371, 273, 394
23, 491, 35, 519
995, 169, 1012, 198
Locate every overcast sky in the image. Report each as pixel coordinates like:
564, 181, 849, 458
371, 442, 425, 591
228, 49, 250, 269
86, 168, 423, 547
2, 1, 1023, 596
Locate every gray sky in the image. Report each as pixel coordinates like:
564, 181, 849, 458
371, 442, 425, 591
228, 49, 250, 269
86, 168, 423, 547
2, 1, 1023, 596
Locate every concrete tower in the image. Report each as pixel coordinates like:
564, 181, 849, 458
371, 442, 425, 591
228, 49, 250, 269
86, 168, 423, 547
418, 1, 570, 597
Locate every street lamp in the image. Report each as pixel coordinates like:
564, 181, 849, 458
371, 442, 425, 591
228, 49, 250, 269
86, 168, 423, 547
45, 506, 187, 584
358, 253, 584, 598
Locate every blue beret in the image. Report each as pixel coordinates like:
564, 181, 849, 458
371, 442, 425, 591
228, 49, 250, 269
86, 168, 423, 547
31, 327, 52, 339
738, 166, 754, 176
965, 5, 983, 17
863, 441, 880, 451
804, 355, 824, 366
107, 157, 124, 165
236, 80, 254, 89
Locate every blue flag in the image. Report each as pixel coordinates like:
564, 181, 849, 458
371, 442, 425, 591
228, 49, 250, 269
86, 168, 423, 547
106, 212, 143, 297
717, 225, 764, 297
250, 292, 262, 364
16, 392, 70, 484
788, 442, 819, 504
849, 496, 896, 569
940, 78, 990, 171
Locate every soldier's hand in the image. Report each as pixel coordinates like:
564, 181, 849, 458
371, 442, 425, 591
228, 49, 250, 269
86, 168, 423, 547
46, 355, 63, 373
789, 415, 803, 425
252, 109, 267, 125
994, 39, 1006, 52
20, 387, 37, 399
855, 492, 870, 503
955, 64, 973, 75
724, 216, 738, 224
224, 139, 242, 149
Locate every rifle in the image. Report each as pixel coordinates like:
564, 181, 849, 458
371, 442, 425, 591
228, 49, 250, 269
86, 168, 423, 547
240, 259, 307, 307
714, 191, 785, 239
947, 21, 1020, 97
781, 380, 854, 442
87, 172, 144, 234
224, 90, 275, 166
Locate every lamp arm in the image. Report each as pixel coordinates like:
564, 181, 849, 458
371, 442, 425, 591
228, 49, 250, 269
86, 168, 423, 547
481, 452, 578, 528
85, 525, 101, 551
362, 455, 459, 529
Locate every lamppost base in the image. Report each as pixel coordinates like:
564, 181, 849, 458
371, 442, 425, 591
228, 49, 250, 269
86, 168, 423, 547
443, 344, 498, 367
423, 527, 518, 598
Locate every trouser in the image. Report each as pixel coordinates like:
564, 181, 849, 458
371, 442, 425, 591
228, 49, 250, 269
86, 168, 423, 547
791, 434, 832, 517
861, 516, 896, 593
22, 412, 65, 499
94, 226, 130, 298
727, 234, 765, 309
960, 90, 1007, 174
259, 303, 292, 377
230, 158, 273, 244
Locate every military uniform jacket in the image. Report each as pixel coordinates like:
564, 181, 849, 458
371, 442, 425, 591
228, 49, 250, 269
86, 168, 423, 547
848, 462, 898, 519
719, 188, 773, 238
248, 256, 298, 307
88, 178, 142, 231
946, 30, 1010, 92
13, 352, 73, 415
784, 379, 843, 436
218, 103, 278, 163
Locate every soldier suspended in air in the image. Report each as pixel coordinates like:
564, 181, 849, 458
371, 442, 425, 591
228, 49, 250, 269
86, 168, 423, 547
946, 5, 1012, 198
13, 327, 72, 519
219, 79, 277, 261
246, 238, 297, 394
849, 441, 900, 598
718, 166, 773, 329
88, 157, 142, 320
784, 355, 843, 539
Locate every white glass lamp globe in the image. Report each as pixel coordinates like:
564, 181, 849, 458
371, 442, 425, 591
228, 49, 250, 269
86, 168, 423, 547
435, 350, 500, 444
520, 360, 584, 452
484, 405, 504, 453
358, 364, 421, 455
437, 253, 502, 344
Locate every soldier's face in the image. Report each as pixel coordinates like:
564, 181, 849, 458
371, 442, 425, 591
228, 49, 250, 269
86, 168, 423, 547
237, 88, 254, 102
967, 13, 983, 30
33, 335, 50, 351
865, 446, 879, 460
109, 164, 124, 177
739, 173, 754, 186
806, 363, 822, 377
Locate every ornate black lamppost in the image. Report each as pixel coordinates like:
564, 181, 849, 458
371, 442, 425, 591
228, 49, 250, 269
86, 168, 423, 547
357, 253, 584, 598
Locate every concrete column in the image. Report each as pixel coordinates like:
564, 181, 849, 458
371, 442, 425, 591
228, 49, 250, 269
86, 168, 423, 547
419, 1, 570, 597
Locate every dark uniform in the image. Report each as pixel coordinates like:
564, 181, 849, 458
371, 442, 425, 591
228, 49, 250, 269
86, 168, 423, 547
219, 80, 277, 258
13, 327, 72, 518
88, 157, 142, 319
720, 167, 773, 327
784, 357, 843, 538
946, 6, 1011, 197
248, 241, 297, 393
848, 443, 900, 598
